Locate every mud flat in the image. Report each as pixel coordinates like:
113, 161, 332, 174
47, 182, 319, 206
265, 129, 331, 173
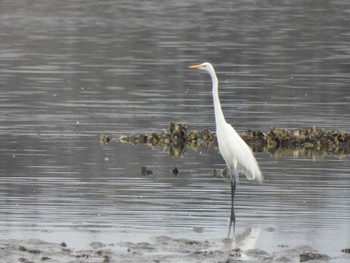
1, 236, 349, 263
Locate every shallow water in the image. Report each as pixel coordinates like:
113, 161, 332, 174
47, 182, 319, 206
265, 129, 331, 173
1, 0, 350, 258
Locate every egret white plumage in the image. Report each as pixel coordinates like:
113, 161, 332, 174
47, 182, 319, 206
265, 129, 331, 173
188, 62, 263, 235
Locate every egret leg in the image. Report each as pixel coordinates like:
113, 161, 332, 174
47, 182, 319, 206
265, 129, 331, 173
228, 177, 236, 238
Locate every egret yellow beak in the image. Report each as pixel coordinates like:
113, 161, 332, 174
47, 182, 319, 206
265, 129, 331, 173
188, 64, 203, 69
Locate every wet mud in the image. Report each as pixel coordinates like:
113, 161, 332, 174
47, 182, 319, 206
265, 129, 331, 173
1, 237, 349, 263
116, 122, 350, 157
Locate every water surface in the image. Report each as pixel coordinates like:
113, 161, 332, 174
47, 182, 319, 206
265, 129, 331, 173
0, 0, 350, 257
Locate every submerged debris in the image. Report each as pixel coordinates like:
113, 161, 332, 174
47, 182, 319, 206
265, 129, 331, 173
172, 167, 179, 176
141, 166, 153, 176
118, 122, 350, 157
99, 134, 112, 144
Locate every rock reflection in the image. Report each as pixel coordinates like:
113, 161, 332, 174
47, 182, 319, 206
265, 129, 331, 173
116, 122, 350, 158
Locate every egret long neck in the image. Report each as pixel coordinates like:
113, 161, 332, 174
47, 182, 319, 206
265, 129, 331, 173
209, 70, 226, 128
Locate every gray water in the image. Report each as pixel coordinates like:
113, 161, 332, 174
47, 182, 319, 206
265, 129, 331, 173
1, 0, 350, 257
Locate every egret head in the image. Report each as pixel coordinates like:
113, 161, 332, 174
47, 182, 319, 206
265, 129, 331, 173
188, 62, 214, 72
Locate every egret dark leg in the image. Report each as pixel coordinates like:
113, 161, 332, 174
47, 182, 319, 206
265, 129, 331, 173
228, 178, 236, 238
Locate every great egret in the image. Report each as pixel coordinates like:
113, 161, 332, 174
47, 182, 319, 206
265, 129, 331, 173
188, 62, 263, 235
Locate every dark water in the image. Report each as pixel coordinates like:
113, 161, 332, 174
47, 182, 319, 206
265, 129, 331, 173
1, 0, 350, 256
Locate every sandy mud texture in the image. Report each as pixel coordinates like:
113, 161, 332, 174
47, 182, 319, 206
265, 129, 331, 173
1, 236, 349, 263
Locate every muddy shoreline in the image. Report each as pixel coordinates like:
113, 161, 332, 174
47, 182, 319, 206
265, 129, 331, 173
1, 236, 349, 263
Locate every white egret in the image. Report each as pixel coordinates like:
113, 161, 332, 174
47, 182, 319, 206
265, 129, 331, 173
188, 62, 263, 235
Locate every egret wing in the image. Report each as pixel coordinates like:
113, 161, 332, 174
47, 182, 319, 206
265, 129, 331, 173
218, 123, 263, 182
